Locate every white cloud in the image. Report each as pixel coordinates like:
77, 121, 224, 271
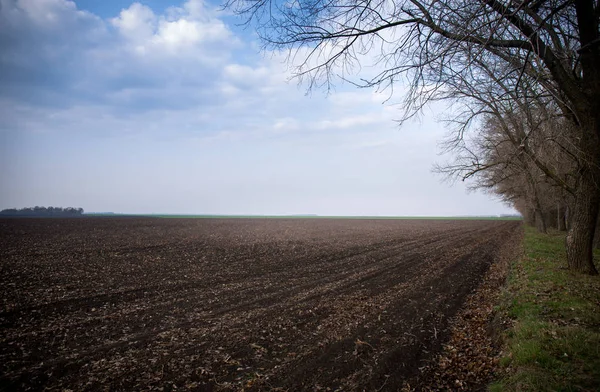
112, 0, 234, 54
111, 2, 156, 42
0, 0, 241, 113
156, 19, 203, 46
8, 0, 78, 26
315, 114, 387, 130
272, 118, 300, 133
182, 0, 213, 18
224, 64, 271, 85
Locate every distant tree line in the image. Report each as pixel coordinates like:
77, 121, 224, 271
0, 206, 84, 217
438, 107, 599, 240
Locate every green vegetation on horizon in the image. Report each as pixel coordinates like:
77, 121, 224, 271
490, 227, 600, 391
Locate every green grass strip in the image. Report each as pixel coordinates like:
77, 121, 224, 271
490, 226, 600, 392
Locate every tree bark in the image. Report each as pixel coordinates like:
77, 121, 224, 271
531, 185, 547, 233
557, 204, 567, 231
545, 210, 556, 230
566, 174, 599, 274
565, 117, 600, 275
525, 207, 536, 226
535, 208, 547, 233
594, 211, 600, 250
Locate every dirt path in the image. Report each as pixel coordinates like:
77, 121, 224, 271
0, 218, 521, 391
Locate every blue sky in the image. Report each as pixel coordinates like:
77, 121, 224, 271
0, 0, 516, 216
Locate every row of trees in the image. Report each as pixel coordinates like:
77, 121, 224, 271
226, 0, 600, 274
437, 102, 594, 234
0, 207, 85, 217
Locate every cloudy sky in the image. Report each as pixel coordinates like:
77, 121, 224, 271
0, 0, 516, 216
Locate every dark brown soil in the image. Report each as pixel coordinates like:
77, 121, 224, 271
0, 218, 521, 391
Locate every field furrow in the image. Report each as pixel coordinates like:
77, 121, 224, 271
0, 218, 521, 391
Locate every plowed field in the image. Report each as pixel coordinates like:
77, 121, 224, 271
0, 218, 521, 391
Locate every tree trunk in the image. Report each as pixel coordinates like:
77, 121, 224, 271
566, 174, 599, 274
535, 208, 547, 233
565, 116, 600, 275
594, 211, 600, 250
568, 0, 600, 274
525, 207, 536, 226
545, 210, 556, 230
532, 188, 547, 233
557, 204, 567, 231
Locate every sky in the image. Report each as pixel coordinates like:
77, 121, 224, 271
0, 0, 517, 216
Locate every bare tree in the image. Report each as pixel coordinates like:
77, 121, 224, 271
226, 0, 600, 274
436, 91, 580, 230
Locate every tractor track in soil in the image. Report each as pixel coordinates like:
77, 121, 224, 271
0, 218, 521, 391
